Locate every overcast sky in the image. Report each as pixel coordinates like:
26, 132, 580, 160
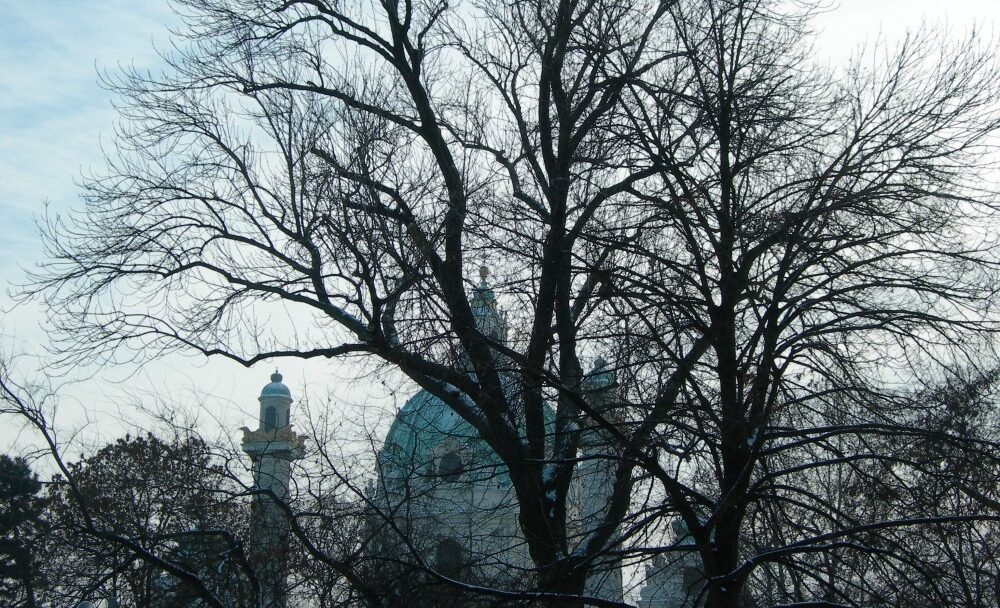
2, 0, 1000, 457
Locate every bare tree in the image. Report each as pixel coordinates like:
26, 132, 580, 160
0, 362, 374, 608
604, 2, 1000, 605
21, 0, 1000, 606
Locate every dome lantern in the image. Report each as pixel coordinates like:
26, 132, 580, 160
469, 265, 507, 343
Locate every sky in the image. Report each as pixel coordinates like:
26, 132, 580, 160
0, 0, 381, 458
2, 0, 1000, 460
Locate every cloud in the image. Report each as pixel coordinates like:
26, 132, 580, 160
0, 0, 177, 274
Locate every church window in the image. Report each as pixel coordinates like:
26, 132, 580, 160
264, 406, 277, 431
438, 451, 464, 482
435, 539, 464, 578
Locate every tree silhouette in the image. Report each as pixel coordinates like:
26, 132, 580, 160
0, 455, 47, 608
19, 0, 1000, 605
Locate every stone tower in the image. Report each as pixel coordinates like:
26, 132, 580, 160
579, 357, 625, 603
638, 519, 705, 608
241, 371, 306, 608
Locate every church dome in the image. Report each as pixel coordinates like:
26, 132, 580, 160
379, 389, 501, 482
366, 271, 624, 604
378, 378, 560, 490
260, 371, 292, 399
382, 391, 463, 459
376, 270, 551, 489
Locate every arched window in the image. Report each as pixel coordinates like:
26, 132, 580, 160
435, 539, 464, 578
264, 406, 277, 431
438, 451, 464, 482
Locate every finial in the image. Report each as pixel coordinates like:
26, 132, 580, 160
479, 265, 490, 283
594, 356, 607, 370
271, 370, 283, 383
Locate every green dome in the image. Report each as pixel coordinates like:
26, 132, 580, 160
378, 380, 561, 490
376, 274, 555, 488
260, 371, 292, 399
378, 389, 502, 481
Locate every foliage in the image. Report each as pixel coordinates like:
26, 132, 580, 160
0, 455, 47, 608
40, 433, 248, 608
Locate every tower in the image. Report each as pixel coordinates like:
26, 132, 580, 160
638, 519, 705, 608
579, 357, 625, 603
469, 266, 508, 344
241, 371, 306, 608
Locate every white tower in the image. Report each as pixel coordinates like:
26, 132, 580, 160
580, 357, 625, 603
241, 371, 306, 608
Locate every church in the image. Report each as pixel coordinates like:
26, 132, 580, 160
362, 272, 705, 607
191, 273, 707, 607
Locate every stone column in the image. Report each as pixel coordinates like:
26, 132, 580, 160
241, 372, 305, 608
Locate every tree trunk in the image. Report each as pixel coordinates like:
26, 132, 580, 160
705, 581, 744, 608
537, 561, 588, 608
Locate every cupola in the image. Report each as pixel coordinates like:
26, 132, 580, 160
258, 370, 292, 431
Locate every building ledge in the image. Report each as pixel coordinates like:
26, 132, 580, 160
241, 425, 306, 458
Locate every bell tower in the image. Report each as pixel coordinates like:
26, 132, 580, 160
241, 371, 306, 608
